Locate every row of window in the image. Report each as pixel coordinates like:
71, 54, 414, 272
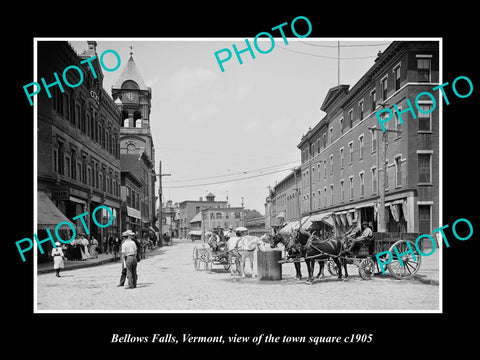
52, 86, 121, 160
301, 56, 434, 164
125, 186, 140, 210
53, 140, 121, 198
297, 153, 432, 211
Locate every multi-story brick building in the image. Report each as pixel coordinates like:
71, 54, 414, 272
295, 41, 439, 235
112, 50, 157, 235
264, 166, 302, 231
37, 41, 122, 258
178, 192, 228, 238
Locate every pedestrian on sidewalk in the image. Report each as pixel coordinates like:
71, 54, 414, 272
120, 230, 138, 289
51, 242, 66, 277
90, 236, 98, 258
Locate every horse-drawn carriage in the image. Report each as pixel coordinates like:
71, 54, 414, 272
325, 232, 422, 280
192, 231, 231, 272
273, 230, 422, 283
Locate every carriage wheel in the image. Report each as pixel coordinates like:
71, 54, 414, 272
358, 258, 375, 280
223, 260, 231, 271
205, 251, 213, 272
327, 259, 339, 276
192, 247, 200, 271
386, 240, 422, 280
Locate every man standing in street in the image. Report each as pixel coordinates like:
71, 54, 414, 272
120, 230, 138, 289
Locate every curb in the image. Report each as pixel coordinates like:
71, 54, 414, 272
37, 257, 118, 274
37, 246, 166, 275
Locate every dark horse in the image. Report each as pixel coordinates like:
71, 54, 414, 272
268, 232, 325, 280
292, 230, 347, 284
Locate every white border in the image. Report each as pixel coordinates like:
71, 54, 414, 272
33, 37, 443, 314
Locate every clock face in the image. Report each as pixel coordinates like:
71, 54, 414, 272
125, 92, 135, 101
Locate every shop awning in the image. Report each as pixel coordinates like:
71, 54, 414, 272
188, 230, 202, 236
278, 217, 309, 234
37, 191, 72, 230
126, 206, 141, 220
304, 212, 334, 228
190, 212, 202, 223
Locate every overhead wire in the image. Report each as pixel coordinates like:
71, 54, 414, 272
163, 166, 295, 189
163, 160, 300, 184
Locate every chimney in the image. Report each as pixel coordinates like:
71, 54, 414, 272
199, 197, 203, 201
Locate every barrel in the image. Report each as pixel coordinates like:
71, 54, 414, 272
256, 250, 282, 280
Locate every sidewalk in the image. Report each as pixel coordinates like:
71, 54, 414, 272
36, 246, 165, 274
412, 250, 440, 286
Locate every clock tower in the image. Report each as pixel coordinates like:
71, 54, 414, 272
111, 48, 155, 163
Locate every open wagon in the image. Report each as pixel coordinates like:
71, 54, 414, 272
192, 242, 231, 272
327, 232, 422, 280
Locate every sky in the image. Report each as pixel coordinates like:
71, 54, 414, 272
70, 38, 392, 214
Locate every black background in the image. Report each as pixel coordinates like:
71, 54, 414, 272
7, 4, 478, 355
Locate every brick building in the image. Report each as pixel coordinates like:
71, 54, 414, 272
295, 41, 440, 235
178, 192, 228, 238
111, 50, 157, 236
37, 41, 122, 258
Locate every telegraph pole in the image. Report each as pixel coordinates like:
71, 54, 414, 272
156, 160, 171, 246
369, 127, 401, 232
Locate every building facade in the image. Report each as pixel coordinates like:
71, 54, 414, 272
37, 41, 122, 258
178, 193, 228, 238
111, 50, 157, 236
161, 200, 180, 238
296, 41, 439, 235
120, 170, 143, 236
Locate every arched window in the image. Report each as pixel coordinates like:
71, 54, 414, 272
121, 80, 139, 90
127, 143, 136, 154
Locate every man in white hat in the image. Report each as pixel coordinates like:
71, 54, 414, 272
120, 230, 138, 289
51, 242, 66, 277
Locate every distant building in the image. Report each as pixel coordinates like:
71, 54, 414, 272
178, 192, 228, 238
161, 200, 180, 238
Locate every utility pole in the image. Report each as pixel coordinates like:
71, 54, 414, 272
155, 160, 171, 246
369, 127, 401, 232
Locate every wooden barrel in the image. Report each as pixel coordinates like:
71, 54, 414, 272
257, 250, 282, 280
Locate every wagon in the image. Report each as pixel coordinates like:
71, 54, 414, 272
192, 243, 231, 272
327, 232, 422, 280
279, 232, 422, 280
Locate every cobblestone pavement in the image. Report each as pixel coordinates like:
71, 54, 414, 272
36, 239, 440, 311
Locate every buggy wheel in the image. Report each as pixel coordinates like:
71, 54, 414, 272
205, 251, 213, 272
358, 258, 375, 280
223, 260, 231, 271
387, 240, 421, 279
327, 259, 339, 276
192, 247, 200, 270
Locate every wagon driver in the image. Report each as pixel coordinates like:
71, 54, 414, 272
346, 221, 373, 253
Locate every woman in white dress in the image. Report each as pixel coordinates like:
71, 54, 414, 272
51, 242, 66, 277
79, 235, 91, 260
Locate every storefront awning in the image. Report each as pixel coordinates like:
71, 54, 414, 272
126, 206, 141, 220
37, 191, 72, 230
278, 217, 309, 234
304, 212, 334, 228
188, 230, 202, 236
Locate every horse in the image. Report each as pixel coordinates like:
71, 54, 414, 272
292, 230, 347, 284
226, 235, 269, 277
267, 232, 326, 280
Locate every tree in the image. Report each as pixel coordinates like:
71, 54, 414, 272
244, 208, 263, 220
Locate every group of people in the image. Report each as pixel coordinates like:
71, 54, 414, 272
50, 230, 159, 280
